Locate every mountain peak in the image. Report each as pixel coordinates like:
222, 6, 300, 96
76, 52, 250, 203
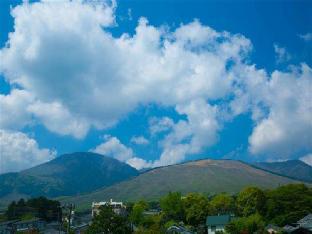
0, 152, 139, 203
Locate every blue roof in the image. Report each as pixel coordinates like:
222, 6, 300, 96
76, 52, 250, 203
206, 215, 231, 225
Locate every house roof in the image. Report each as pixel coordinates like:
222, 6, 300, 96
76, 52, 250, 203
15, 218, 43, 225
167, 225, 193, 234
206, 215, 231, 225
283, 225, 298, 233
297, 214, 312, 225
266, 224, 281, 230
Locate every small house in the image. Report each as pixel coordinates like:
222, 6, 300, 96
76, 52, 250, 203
92, 199, 126, 217
13, 218, 46, 233
206, 215, 231, 234
297, 214, 312, 231
266, 224, 282, 234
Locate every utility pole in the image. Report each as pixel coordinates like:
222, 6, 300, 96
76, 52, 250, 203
60, 203, 75, 234
66, 204, 74, 234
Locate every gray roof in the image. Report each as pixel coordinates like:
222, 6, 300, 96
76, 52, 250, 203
266, 224, 281, 230
283, 225, 298, 233
206, 215, 231, 225
15, 218, 43, 225
298, 214, 312, 225
167, 225, 193, 234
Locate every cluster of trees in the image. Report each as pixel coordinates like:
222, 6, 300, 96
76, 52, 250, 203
87, 184, 312, 233
5, 196, 61, 222
86, 205, 131, 234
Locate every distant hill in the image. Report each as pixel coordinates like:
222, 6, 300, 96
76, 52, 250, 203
0, 152, 138, 205
62, 159, 306, 210
253, 160, 312, 182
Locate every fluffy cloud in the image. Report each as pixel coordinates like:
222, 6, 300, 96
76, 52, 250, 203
126, 157, 152, 170
300, 154, 312, 166
0, 129, 56, 174
0, 0, 250, 139
274, 44, 291, 63
149, 117, 175, 136
91, 135, 133, 162
0, 89, 34, 129
28, 101, 90, 139
0, 0, 311, 168
299, 33, 312, 42
153, 99, 220, 167
130, 136, 149, 145
248, 64, 312, 159
91, 135, 150, 169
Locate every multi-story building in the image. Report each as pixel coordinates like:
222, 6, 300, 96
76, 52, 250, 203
92, 199, 126, 217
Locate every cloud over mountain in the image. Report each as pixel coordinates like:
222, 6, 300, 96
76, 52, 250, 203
0, 130, 56, 174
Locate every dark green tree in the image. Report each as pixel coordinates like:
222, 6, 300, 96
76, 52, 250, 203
5, 197, 61, 222
6, 201, 17, 220
210, 193, 235, 215
183, 193, 211, 226
225, 213, 265, 234
129, 200, 149, 226
86, 205, 131, 234
236, 187, 266, 217
265, 184, 312, 226
160, 192, 184, 222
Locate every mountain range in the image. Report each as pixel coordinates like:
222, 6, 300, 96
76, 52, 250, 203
0, 152, 138, 207
60, 159, 308, 211
252, 160, 312, 182
0, 152, 311, 211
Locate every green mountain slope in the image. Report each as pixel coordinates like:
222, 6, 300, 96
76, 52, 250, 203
253, 160, 312, 182
62, 159, 306, 210
0, 152, 138, 202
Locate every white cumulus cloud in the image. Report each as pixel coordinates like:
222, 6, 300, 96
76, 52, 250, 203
274, 44, 291, 63
300, 154, 312, 166
247, 64, 312, 159
299, 33, 312, 42
0, 0, 311, 168
130, 136, 149, 145
0, 89, 34, 130
90, 135, 150, 169
0, 129, 56, 174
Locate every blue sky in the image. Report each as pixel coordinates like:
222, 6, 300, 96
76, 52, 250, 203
0, 0, 311, 173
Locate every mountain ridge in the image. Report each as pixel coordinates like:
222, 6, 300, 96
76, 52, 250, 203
0, 152, 139, 206
252, 159, 312, 183
61, 159, 308, 211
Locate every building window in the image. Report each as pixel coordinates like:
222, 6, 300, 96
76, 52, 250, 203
211, 226, 216, 232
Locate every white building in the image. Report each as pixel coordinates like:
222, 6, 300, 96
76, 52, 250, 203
206, 215, 231, 234
92, 199, 126, 217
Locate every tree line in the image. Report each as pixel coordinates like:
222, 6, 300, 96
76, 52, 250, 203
1, 184, 311, 233
87, 183, 312, 233
3, 196, 61, 222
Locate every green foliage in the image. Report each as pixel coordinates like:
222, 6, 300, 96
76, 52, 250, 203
5, 197, 61, 222
164, 220, 177, 229
130, 200, 149, 226
0, 213, 6, 222
160, 192, 184, 221
265, 184, 312, 226
236, 187, 266, 216
225, 213, 265, 234
210, 193, 235, 215
20, 213, 35, 221
134, 219, 165, 234
183, 193, 211, 226
86, 205, 131, 234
